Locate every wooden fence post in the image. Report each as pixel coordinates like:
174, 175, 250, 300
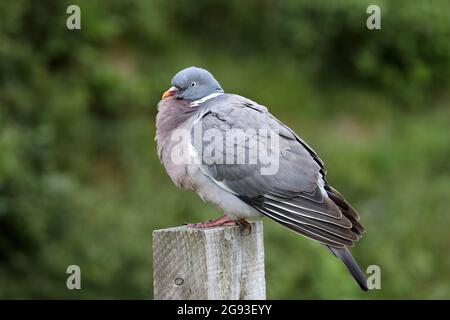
153, 221, 265, 300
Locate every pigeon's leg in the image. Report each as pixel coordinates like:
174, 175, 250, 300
187, 214, 237, 228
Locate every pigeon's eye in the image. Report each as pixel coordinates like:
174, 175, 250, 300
190, 81, 197, 87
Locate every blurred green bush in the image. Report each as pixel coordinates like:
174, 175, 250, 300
0, 0, 449, 298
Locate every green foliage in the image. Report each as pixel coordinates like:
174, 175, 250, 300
0, 0, 449, 298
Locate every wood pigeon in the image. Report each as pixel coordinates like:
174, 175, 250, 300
156, 67, 368, 291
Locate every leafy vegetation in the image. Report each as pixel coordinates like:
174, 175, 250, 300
0, 0, 449, 298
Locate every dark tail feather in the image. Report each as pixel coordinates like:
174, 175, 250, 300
326, 246, 368, 291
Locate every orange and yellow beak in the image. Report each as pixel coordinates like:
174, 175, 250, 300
162, 86, 179, 99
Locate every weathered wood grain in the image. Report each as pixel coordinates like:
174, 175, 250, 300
153, 221, 265, 300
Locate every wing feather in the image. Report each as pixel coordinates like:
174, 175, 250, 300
192, 94, 364, 247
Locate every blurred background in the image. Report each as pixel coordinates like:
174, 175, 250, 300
0, 0, 449, 299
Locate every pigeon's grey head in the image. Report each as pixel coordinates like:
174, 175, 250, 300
162, 67, 223, 101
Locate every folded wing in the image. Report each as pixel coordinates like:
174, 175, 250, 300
192, 94, 364, 248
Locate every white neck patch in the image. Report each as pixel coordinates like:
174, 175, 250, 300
190, 92, 223, 107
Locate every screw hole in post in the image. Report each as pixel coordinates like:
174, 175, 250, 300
174, 277, 184, 286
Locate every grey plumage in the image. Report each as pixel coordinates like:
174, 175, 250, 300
156, 67, 368, 291
327, 246, 369, 291
192, 94, 364, 246
171, 67, 223, 101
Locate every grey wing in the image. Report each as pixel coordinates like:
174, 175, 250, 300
192, 95, 364, 248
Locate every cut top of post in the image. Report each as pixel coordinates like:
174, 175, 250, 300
152, 221, 265, 300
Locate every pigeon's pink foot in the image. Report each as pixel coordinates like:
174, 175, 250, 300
187, 214, 237, 228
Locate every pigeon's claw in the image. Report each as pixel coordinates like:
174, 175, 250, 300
237, 218, 252, 235
187, 214, 237, 228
